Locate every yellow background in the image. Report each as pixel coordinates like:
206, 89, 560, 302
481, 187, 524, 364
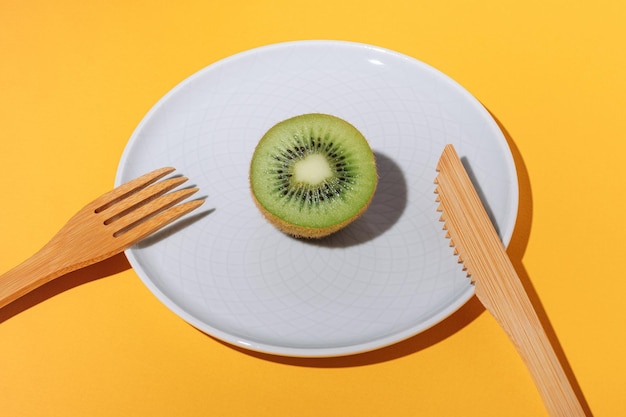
1, 1, 624, 416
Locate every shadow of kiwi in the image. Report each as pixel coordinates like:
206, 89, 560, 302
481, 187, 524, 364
305, 151, 407, 248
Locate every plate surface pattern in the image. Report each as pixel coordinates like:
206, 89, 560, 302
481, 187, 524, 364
116, 41, 518, 356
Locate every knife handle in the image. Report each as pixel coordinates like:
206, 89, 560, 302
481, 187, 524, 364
474, 261, 588, 417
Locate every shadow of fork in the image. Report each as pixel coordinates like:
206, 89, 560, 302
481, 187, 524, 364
0, 252, 131, 323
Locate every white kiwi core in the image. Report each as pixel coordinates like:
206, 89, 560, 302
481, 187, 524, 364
293, 153, 332, 185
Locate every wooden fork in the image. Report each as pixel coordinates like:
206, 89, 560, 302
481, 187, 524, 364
0, 167, 204, 309
434, 144, 588, 417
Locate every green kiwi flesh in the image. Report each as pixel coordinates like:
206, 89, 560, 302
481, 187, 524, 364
250, 113, 378, 238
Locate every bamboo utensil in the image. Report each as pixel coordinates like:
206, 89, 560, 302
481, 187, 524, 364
0, 167, 204, 309
434, 144, 587, 417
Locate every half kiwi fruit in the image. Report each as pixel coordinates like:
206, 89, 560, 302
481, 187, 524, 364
249, 113, 378, 239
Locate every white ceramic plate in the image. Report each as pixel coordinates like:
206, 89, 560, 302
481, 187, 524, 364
116, 40, 518, 357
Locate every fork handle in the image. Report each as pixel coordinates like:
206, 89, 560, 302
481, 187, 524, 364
475, 267, 588, 417
0, 242, 75, 309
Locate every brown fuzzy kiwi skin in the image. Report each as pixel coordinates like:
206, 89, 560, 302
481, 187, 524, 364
250, 183, 376, 239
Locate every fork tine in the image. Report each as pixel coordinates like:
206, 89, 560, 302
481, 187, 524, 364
113, 199, 205, 247
112, 187, 200, 236
93, 167, 176, 212
102, 176, 189, 223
